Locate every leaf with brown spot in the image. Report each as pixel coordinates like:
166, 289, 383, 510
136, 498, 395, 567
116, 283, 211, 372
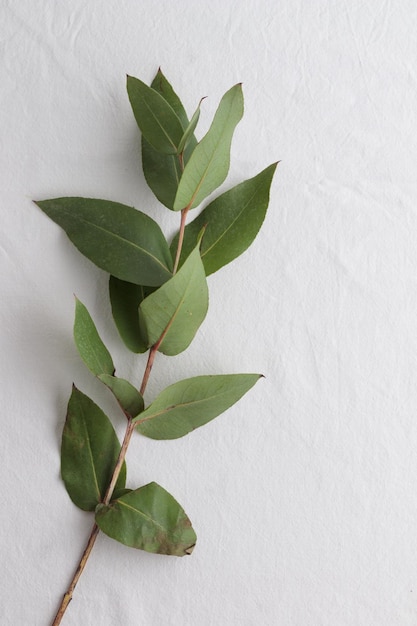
95, 482, 196, 556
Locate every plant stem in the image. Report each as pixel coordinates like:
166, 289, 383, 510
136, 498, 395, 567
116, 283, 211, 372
51, 524, 99, 626
139, 344, 159, 395
102, 420, 135, 504
51, 206, 190, 625
173, 206, 189, 274
178, 151, 184, 171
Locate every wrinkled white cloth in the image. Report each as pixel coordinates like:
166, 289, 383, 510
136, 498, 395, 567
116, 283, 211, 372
2, 1, 417, 624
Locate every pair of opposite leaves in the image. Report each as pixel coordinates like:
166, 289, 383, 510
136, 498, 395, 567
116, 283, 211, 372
35, 70, 276, 556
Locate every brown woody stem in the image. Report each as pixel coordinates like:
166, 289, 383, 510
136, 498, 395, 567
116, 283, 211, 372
51, 524, 99, 626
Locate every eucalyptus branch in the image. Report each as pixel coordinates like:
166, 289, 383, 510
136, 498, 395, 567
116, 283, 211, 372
35, 69, 277, 624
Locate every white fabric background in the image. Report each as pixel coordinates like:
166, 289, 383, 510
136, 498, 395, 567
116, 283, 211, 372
2, 1, 417, 624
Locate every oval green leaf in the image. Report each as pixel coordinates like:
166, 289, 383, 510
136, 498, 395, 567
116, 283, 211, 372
127, 75, 184, 154
74, 297, 115, 377
134, 374, 262, 440
171, 163, 278, 275
142, 70, 197, 209
98, 374, 144, 418
95, 482, 196, 556
109, 276, 151, 353
34, 198, 173, 286
139, 242, 208, 356
173, 83, 244, 211
61, 386, 126, 511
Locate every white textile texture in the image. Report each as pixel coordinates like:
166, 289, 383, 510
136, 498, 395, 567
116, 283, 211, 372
2, 1, 417, 624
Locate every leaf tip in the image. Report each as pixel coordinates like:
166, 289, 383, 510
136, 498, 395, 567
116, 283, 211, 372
185, 543, 196, 555
197, 224, 208, 246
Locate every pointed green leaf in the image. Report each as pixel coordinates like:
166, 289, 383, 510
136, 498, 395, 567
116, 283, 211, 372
149, 69, 190, 128
61, 386, 126, 511
173, 84, 244, 211
127, 75, 184, 154
171, 163, 278, 275
142, 70, 197, 209
74, 297, 114, 377
34, 198, 173, 286
139, 242, 208, 356
95, 482, 196, 556
177, 98, 204, 154
135, 374, 262, 440
99, 374, 144, 418
109, 276, 151, 353
73, 298, 143, 416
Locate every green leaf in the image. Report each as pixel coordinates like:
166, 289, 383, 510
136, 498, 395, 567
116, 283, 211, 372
141, 140, 183, 209
135, 374, 262, 440
95, 482, 196, 556
177, 98, 204, 154
73, 297, 143, 416
149, 69, 190, 128
171, 163, 278, 275
99, 374, 144, 418
34, 198, 173, 286
139, 241, 208, 356
109, 276, 151, 353
127, 75, 184, 154
173, 84, 244, 211
74, 297, 114, 377
112, 487, 132, 500
61, 386, 126, 511
142, 70, 197, 209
